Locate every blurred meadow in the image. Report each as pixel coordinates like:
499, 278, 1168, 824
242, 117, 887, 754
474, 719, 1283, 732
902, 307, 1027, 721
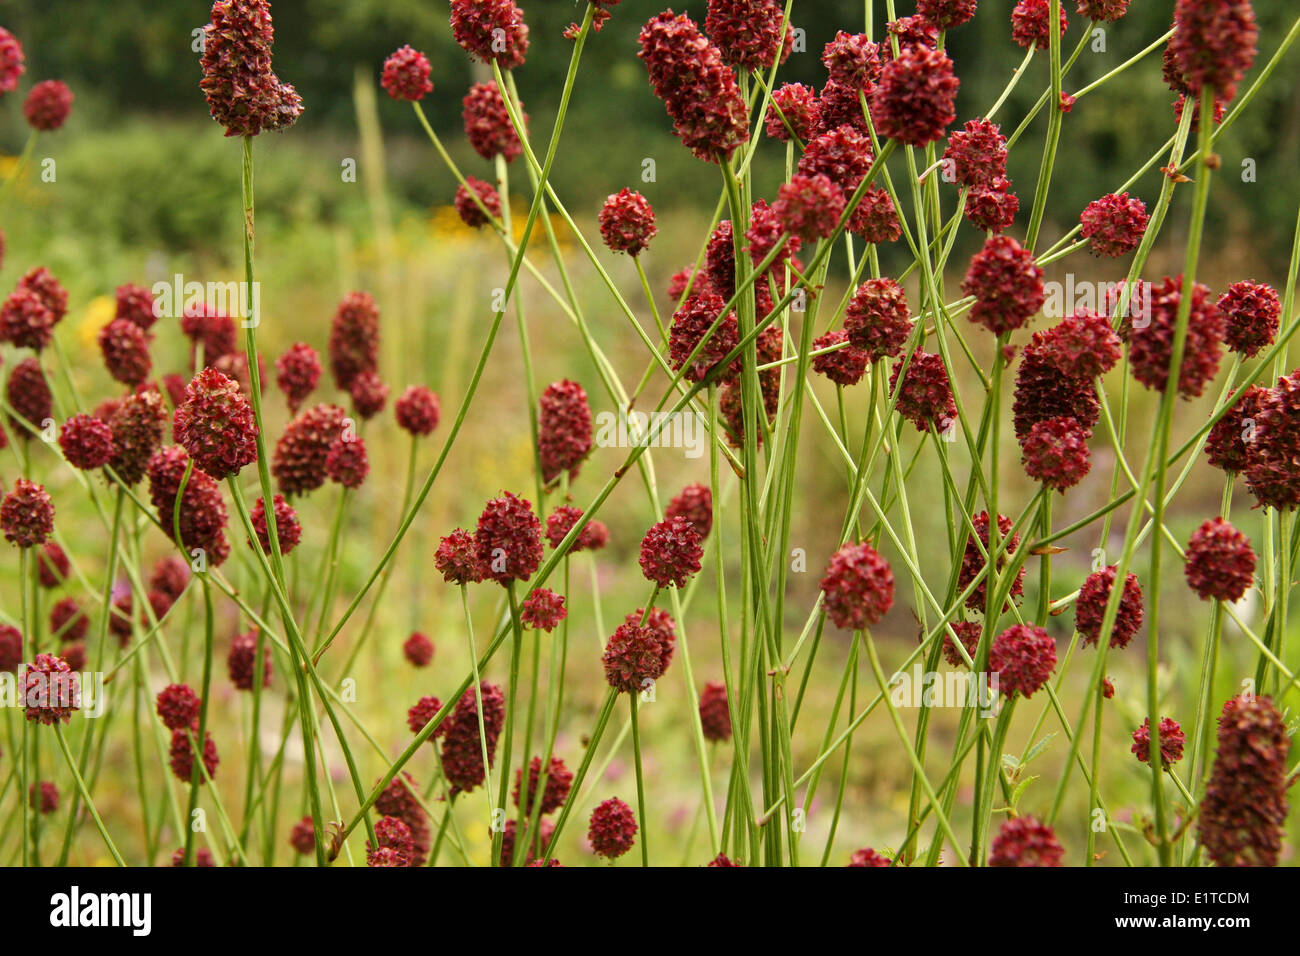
2, 0, 1299, 865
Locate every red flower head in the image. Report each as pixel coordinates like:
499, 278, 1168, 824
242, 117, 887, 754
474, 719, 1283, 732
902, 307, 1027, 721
406, 696, 444, 737
699, 681, 731, 742
394, 384, 440, 437
965, 179, 1020, 234
1218, 280, 1280, 358
1012, 0, 1070, 51
545, 506, 608, 554
515, 756, 574, 816
2, 478, 53, 548
885, 16, 941, 54
436, 528, 487, 584
666, 484, 713, 540
1185, 517, 1255, 602
989, 816, 1064, 866
1075, 565, 1145, 649
328, 291, 379, 391
670, 292, 739, 383
21, 654, 79, 724
0, 289, 55, 351
169, 728, 218, 783
37, 542, 70, 588
29, 781, 59, 815
775, 173, 845, 242
272, 403, 347, 497
274, 342, 321, 413
0, 27, 24, 93
1170, 0, 1258, 104
173, 367, 258, 478
797, 125, 874, 197
98, 319, 153, 387
170, 847, 215, 867
942, 620, 984, 668
17, 267, 68, 325
0, 624, 22, 672
599, 188, 657, 257
706, 0, 793, 72
765, 83, 820, 142
289, 817, 316, 856
848, 848, 892, 867
1127, 275, 1224, 400
115, 283, 158, 330
821, 31, 882, 90
819, 541, 895, 631
367, 817, 414, 868
1037, 310, 1123, 381
455, 176, 502, 228
347, 370, 388, 420
851, 186, 903, 243
943, 119, 1008, 188
623, 607, 677, 671
1244, 371, 1300, 510
521, 588, 567, 632
871, 45, 959, 148
6, 356, 51, 438
146, 446, 231, 566
200, 0, 302, 137
812, 331, 870, 387
463, 81, 525, 162
1077, 0, 1132, 21
150, 556, 192, 604
403, 632, 434, 668
249, 493, 300, 556
844, 278, 912, 362
181, 306, 238, 366
1013, 332, 1101, 440
499, 819, 557, 867
23, 80, 73, 131
990, 624, 1056, 698
59, 414, 115, 471
325, 434, 368, 489
603, 621, 667, 694
381, 45, 433, 102
107, 388, 168, 486
588, 797, 637, 858
156, 684, 202, 732
1080, 192, 1150, 258
538, 380, 593, 484
50, 597, 88, 644
1132, 716, 1186, 770
889, 350, 956, 432
451, 0, 529, 70
639, 516, 703, 588
439, 683, 506, 795
959, 511, 1026, 612
1020, 416, 1092, 492
918, 0, 979, 30
475, 491, 543, 586
1198, 694, 1290, 867
963, 235, 1045, 336
227, 630, 271, 691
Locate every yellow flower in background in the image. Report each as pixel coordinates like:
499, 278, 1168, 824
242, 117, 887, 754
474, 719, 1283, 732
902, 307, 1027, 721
77, 295, 116, 351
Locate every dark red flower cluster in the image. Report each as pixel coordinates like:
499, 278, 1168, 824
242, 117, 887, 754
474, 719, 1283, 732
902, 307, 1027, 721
665, 484, 713, 540
272, 403, 347, 497
399, 631, 433, 669
111, 283, 154, 330
2, 478, 53, 548
871, 45, 959, 148
381, 46, 433, 102
21, 653, 79, 724
249, 493, 300, 556
603, 621, 667, 694
1037, 310, 1123, 381
105, 389, 168, 485
475, 491, 543, 586
886, 15, 940, 53
274, 342, 320, 412
963, 235, 1045, 336
706, 0, 792, 72
98, 319, 152, 386
324, 434, 368, 489
918, 0, 979, 30
439, 683, 506, 795
1185, 517, 1255, 602
0, 289, 54, 351
455, 176, 501, 229
1020, 416, 1092, 492
0, 27, 23, 93
699, 681, 731, 742
545, 506, 609, 554
392, 384, 438, 437
821, 31, 881, 90
450, 0, 529, 70
347, 370, 388, 421
765, 83, 820, 142
638, 11, 750, 164
288, 817, 316, 855
1218, 280, 1279, 358
515, 756, 573, 816
990, 624, 1057, 698
624, 607, 676, 671
157, 683, 202, 732
435, 528, 486, 584
1080, 192, 1149, 258
798, 126, 874, 197
588, 797, 637, 858
848, 848, 892, 867
146, 446, 231, 566
1075, 565, 1145, 649
226, 630, 270, 691
599, 188, 657, 257
775, 173, 844, 242
23, 80, 73, 131
851, 186, 903, 243
1132, 716, 1186, 770
819, 541, 895, 631
1170, 0, 1258, 104
1244, 371, 1300, 510
367, 816, 414, 867
1011, 0, 1070, 50
538, 380, 593, 484
199, 0, 302, 137
670, 292, 739, 383
889, 350, 955, 432
173, 368, 258, 478
1198, 694, 1290, 867
181, 306, 238, 368
328, 291, 379, 391
58, 414, 114, 471
942, 620, 983, 668
521, 587, 567, 632
988, 816, 1064, 866
943, 119, 1008, 188
169, 728, 218, 783
1128, 275, 1224, 400
958, 512, 1025, 612
37, 542, 69, 588
6, 356, 51, 438
374, 774, 431, 864
406, 696, 444, 737
0, 624, 21, 672
29, 781, 59, 814
1077, 0, 1132, 21
1013, 332, 1101, 441
1204, 386, 1263, 474
463, 81, 525, 162
812, 331, 870, 387
639, 516, 703, 588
